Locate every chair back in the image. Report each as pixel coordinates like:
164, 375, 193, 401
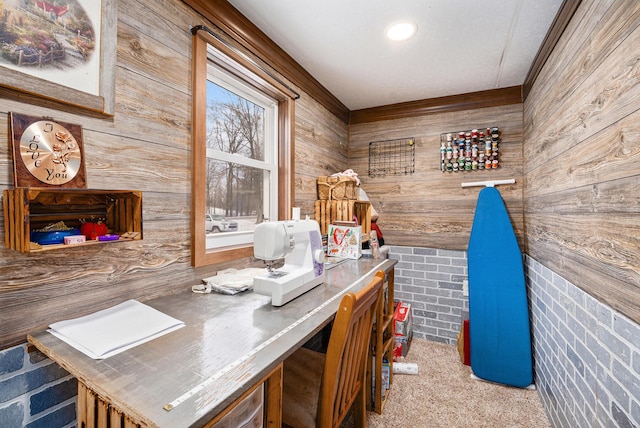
317, 270, 385, 427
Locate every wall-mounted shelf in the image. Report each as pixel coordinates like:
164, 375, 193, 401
3, 188, 142, 253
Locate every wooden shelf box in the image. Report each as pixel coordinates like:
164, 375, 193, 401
314, 199, 371, 237
3, 188, 142, 253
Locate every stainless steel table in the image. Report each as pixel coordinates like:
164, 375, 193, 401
28, 257, 396, 427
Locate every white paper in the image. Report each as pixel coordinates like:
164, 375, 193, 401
48, 300, 184, 359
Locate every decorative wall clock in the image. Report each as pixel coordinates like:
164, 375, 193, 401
10, 112, 87, 188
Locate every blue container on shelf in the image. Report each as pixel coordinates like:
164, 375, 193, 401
30, 229, 81, 245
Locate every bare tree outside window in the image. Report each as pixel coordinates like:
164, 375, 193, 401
191, 32, 289, 266
205, 80, 272, 239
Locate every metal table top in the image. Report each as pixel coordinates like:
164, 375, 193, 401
28, 257, 396, 427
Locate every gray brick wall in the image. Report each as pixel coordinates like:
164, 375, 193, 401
389, 246, 640, 427
526, 255, 640, 428
388, 246, 468, 344
0, 344, 76, 428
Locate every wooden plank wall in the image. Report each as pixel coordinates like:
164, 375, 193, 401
294, 94, 350, 215
0, 0, 347, 349
523, 1, 640, 324
349, 104, 524, 250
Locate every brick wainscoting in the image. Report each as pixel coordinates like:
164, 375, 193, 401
388, 246, 468, 344
0, 344, 76, 428
389, 245, 640, 427
526, 255, 640, 428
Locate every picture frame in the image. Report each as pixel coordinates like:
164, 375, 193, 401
0, 0, 116, 115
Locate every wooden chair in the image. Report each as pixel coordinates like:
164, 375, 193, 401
282, 270, 385, 428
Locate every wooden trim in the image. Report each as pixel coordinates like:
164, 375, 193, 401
278, 98, 295, 220
192, 26, 299, 101
77, 382, 148, 428
0, 1, 116, 116
264, 363, 283, 427
523, 0, 582, 101
191, 33, 209, 267
191, 33, 256, 266
191, 30, 295, 267
183, 0, 350, 124
349, 86, 523, 125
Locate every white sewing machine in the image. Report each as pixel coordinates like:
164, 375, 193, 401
253, 217, 325, 306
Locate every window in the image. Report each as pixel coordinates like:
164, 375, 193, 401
204, 64, 278, 250
191, 28, 296, 267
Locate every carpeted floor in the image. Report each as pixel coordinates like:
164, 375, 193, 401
353, 339, 551, 427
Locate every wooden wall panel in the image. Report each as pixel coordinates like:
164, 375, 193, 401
524, 1, 640, 323
349, 104, 524, 250
294, 93, 349, 216
0, 0, 346, 348
182, 0, 350, 123
522, 0, 581, 100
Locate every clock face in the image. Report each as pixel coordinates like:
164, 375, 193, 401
19, 120, 83, 185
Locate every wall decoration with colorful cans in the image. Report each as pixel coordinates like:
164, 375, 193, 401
440, 127, 500, 173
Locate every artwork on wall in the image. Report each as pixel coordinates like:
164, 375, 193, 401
0, 0, 116, 115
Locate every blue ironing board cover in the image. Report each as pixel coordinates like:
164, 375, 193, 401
467, 186, 533, 387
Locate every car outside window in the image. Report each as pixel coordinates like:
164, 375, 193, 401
203, 66, 278, 251
191, 29, 296, 267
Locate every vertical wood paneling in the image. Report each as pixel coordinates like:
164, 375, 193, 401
524, 1, 640, 323
0, 0, 346, 349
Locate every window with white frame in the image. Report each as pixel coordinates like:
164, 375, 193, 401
191, 28, 295, 267
204, 63, 278, 250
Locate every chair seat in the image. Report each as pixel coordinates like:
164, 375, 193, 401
282, 347, 326, 427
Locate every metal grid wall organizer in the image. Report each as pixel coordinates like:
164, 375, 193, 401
368, 138, 415, 177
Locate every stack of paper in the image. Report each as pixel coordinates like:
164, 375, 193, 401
48, 300, 185, 359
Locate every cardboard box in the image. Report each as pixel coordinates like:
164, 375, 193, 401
394, 301, 412, 335
394, 332, 413, 361
393, 301, 413, 360
327, 224, 361, 259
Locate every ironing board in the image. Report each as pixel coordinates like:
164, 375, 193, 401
467, 186, 533, 387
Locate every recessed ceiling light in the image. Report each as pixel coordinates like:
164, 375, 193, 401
386, 21, 417, 41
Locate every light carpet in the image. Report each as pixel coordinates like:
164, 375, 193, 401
358, 339, 550, 427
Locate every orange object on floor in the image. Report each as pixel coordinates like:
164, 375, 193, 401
457, 319, 471, 365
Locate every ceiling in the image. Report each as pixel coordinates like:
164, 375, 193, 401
227, 0, 564, 111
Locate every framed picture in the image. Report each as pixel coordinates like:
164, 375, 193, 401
0, 0, 116, 115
